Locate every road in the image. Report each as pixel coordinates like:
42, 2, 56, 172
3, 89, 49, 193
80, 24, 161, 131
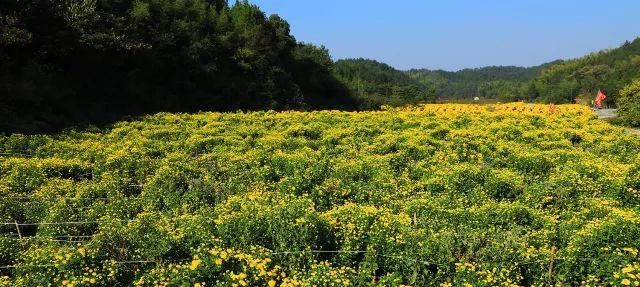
593, 108, 640, 136
595, 108, 617, 119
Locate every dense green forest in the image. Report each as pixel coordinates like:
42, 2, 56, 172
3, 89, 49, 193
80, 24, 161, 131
404, 39, 640, 104
406, 63, 560, 101
348, 38, 640, 105
1, 0, 640, 134
0, 0, 357, 134
530, 38, 640, 104
333, 59, 436, 108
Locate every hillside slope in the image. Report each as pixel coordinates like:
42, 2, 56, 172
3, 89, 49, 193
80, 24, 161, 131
531, 37, 640, 104
333, 58, 436, 108
405, 37, 640, 104
407, 62, 560, 100
0, 0, 357, 134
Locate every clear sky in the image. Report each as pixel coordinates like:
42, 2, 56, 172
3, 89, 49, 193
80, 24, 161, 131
250, 0, 640, 71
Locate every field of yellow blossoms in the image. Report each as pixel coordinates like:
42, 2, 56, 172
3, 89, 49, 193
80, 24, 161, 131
1, 103, 639, 286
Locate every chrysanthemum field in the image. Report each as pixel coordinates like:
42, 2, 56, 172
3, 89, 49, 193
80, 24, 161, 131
1, 104, 639, 286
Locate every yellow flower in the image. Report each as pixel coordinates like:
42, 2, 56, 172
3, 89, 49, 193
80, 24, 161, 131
623, 266, 635, 273
622, 279, 631, 286
220, 251, 228, 259
78, 247, 86, 257
268, 280, 276, 287
190, 259, 202, 270
215, 258, 223, 265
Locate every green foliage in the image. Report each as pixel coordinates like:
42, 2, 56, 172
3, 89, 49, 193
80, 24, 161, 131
213, 191, 326, 263
0, 104, 639, 286
615, 78, 640, 126
407, 64, 556, 100
333, 59, 437, 107
404, 38, 640, 105
0, 0, 354, 134
531, 38, 640, 104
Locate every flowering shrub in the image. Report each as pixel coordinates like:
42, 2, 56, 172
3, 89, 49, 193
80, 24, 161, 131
442, 262, 522, 287
1, 104, 639, 286
135, 245, 283, 287
616, 78, 640, 127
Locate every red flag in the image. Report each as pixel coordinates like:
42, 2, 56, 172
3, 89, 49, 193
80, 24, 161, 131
594, 90, 607, 108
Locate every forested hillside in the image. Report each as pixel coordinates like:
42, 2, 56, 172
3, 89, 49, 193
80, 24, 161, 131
405, 38, 640, 104
0, 0, 357, 134
407, 63, 559, 101
530, 38, 640, 104
333, 59, 436, 108
2, 0, 639, 134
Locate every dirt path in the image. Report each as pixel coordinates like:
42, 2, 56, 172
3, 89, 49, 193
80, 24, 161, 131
595, 108, 617, 119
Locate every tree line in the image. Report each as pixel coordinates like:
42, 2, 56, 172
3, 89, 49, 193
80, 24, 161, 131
530, 38, 640, 105
0, 0, 357, 133
406, 63, 559, 102
405, 39, 640, 105
2, 0, 640, 133
332, 58, 437, 108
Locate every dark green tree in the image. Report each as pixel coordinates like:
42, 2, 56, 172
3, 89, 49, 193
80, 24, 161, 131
0, 0, 357, 133
333, 58, 437, 107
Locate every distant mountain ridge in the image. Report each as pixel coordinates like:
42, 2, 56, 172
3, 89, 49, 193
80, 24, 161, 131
337, 37, 640, 104
334, 58, 565, 103
406, 62, 561, 100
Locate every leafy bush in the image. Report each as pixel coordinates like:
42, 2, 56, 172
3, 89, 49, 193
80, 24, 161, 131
616, 78, 640, 127
0, 104, 638, 286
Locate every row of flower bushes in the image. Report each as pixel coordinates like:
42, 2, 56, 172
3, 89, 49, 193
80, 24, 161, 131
1, 103, 639, 286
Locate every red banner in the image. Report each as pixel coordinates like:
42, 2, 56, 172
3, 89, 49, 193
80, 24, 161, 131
595, 90, 607, 108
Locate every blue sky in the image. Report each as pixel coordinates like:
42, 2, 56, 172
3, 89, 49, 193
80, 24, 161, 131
250, 0, 640, 71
